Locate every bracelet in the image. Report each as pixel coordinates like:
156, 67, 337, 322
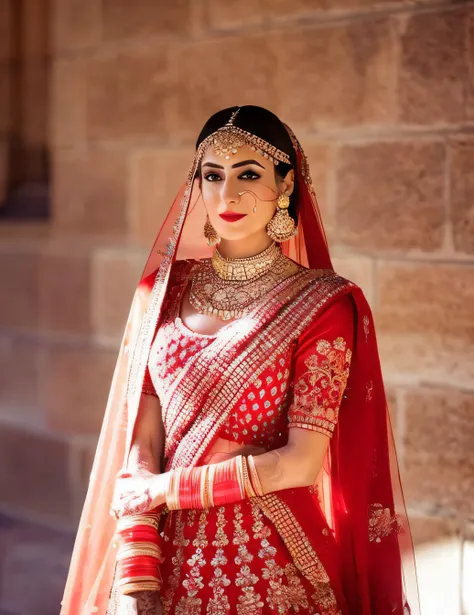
247, 455, 265, 496
241, 456, 257, 498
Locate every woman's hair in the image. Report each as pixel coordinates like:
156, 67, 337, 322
195, 105, 299, 223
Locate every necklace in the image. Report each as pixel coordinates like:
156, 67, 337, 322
189, 243, 300, 321
212, 241, 281, 281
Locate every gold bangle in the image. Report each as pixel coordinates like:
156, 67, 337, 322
116, 514, 159, 532
207, 463, 216, 507
241, 456, 257, 498
117, 544, 163, 561
117, 577, 162, 594
235, 455, 246, 498
247, 455, 265, 496
166, 468, 181, 510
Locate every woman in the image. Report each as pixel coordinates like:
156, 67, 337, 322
60, 106, 419, 615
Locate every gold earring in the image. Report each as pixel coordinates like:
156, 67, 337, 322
204, 214, 221, 246
266, 194, 297, 243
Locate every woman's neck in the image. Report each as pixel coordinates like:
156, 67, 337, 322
216, 231, 274, 259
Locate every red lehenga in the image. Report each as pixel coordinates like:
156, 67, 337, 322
60, 123, 419, 615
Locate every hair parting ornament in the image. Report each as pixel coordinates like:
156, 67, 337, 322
196, 107, 292, 167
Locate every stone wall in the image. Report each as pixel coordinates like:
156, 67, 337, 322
0, 1, 473, 613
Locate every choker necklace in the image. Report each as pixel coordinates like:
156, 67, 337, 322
188, 242, 300, 321
212, 241, 281, 281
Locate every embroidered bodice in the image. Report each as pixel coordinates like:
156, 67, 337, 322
143, 260, 354, 457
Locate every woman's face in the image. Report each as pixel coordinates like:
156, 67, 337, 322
200, 144, 294, 241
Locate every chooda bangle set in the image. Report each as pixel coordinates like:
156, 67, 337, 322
114, 513, 165, 595
165, 454, 265, 511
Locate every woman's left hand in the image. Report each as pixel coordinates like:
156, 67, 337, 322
110, 469, 166, 519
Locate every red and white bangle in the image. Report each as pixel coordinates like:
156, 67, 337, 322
165, 454, 265, 511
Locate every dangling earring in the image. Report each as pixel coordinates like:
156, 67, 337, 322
266, 194, 298, 243
204, 214, 221, 246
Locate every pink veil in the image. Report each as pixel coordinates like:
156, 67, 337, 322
59, 115, 419, 615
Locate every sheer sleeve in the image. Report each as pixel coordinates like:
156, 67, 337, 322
287, 295, 354, 438
142, 365, 158, 398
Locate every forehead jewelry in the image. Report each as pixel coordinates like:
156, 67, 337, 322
197, 109, 291, 167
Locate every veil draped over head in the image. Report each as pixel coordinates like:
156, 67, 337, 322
60, 108, 419, 615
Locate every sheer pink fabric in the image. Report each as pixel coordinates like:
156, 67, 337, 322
60, 126, 419, 615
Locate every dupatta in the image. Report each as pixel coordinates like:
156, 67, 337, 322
60, 122, 419, 615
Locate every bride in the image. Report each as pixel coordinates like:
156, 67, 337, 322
60, 105, 419, 615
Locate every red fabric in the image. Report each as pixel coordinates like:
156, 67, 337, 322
287, 296, 354, 439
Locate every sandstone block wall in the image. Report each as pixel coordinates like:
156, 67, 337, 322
0, 1, 472, 612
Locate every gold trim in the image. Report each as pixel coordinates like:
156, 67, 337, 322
116, 514, 159, 532
255, 493, 331, 586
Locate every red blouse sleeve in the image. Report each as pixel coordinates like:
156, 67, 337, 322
142, 365, 158, 398
287, 295, 354, 438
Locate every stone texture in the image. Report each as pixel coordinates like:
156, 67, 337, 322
206, 0, 267, 30
169, 36, 278, 142
52, 147, 128, 236
0, 514, 74, 615
0, 61, 11, 135
52, 0, 102, 51
375, 262, 474, 386
102, 0, 191, 40
0, 1, 12, 61
0, 424, 72, 519
86, 47, 171, 142
404, 388, 474, 515
276, 18, 396, 131
0, 247, 39, 330
38, 249, 92, 336
263, 0, 437, 18
336, 141, 445, 252
0, 141, 6, 204
50, 57, 87, 148
0, 337, 40, 410
409, 515, 459, 548
299, 140, 336, 235
397, 8, 470, 124
40, 344, 116, 435
92, 248, 144, 342
129, 148, 191, 245
331, 254, 374, 302
450, 137, 474, 254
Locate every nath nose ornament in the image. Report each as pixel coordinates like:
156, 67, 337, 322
238, 191, 257, 213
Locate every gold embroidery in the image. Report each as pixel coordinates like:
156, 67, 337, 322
266, 562, 310, 613
255, 494, 331, 586
311, 582, 341, 615
366, 380, 373, 402
162, 511, 189, 615
288, 337, 351, 437
207, 506, 231, 614
234, 503, 264, 615
368, 503, 404, 543
363, 315, 370, 342
175, 510, 206, 615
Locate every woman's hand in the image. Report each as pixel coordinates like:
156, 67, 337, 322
116, 591, 162, 615
110, 468, 167, 519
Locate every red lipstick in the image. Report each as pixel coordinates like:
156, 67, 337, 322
219, 212, 248, 222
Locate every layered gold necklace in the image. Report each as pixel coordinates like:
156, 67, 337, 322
189, 241, 299, 321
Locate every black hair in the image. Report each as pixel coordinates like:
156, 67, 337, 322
195, 105, 298, 223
